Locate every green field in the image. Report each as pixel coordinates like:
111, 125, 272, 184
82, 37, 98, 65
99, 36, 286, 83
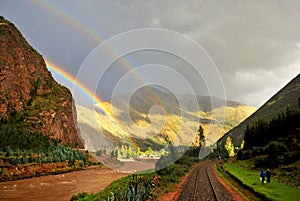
223, 162, 300, 201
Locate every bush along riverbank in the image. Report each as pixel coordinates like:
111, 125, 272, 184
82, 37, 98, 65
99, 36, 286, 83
0, 124, 94, 182
70, 153, 197, 200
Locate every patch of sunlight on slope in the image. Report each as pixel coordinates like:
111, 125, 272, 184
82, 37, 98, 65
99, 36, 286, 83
225, 105, 257, 121
211, 105, 257, 128
201, 124, 224, 145
77, 104, 123, 138
76, 103, 256, 151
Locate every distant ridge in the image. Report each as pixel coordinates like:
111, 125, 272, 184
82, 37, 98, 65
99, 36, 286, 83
219, 73, 300, 145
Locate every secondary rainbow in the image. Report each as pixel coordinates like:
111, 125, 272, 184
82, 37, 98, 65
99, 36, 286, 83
36, 0, 180, 145
35, 0, 178, 123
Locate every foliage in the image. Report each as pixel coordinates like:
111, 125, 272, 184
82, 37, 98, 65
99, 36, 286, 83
71, 173, 157, 201
156, 148, 194, 185
208, 141, 229, 160
175, 154, 194, 169
238, 109, 300, 167
244, 109, 300, 150
160, 164, 186, 183
191, 125, 205, 158
109, 144, 166, 160
0, 125, 53, 151
72, 141, 195, 200
70, 192, 89, 201
0, 125, 88, 167
225, 136, 235, 157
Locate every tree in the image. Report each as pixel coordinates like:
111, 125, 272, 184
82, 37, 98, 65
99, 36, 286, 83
225, 136, 235, 157
197, 125, 205, 147
110, 150, 115, 158
267, 141, 288, 157
193, 125, 205, 147
240, 140, 245, 150
127, 146, 133, 159
159, 129, 176, 159
145, 147, 153, 157
121, 145, 126, 158
135, 147, 142, 157
188, 125, 206, 158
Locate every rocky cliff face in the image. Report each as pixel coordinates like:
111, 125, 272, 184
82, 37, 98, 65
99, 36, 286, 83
0, 16, 83, 148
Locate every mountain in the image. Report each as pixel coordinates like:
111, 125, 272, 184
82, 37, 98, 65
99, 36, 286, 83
219, 73, 300, 146
0, 16, 83, 148
77, 86, 256, 151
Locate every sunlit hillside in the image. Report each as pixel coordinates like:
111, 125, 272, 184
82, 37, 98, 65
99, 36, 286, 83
77, 86, 257, 152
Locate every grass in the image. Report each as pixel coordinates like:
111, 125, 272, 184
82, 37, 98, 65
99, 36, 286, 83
223, 161, 300, 201
215, 163, 261, 201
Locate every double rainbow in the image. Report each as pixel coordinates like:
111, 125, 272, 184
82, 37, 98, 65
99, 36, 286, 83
37, 1, 180, 149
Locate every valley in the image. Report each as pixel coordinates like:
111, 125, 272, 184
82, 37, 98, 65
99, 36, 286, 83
1, 9, 300, 201
77, 86, 257, 154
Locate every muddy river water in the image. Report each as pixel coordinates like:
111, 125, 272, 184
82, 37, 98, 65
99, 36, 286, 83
0, 166, 127, 201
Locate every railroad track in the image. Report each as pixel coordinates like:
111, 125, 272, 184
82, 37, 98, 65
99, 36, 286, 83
205, 165, 220, 201
179, 162, 234, 201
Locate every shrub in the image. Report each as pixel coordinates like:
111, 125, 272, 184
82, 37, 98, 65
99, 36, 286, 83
267, 141, 288, 156
9, 157, 19, 165
236, 150, 249, 160
21, 155, 27, 164
158, 164, 185, 183
175, 154, 193, 170
254, 156, 267, 168
28, 155, 34, 163
4, 146, 13, 157
70, 192, 88, 201
34, 157, 40, 163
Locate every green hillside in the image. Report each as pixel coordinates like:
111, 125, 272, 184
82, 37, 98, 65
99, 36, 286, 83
219, 73, 300, 146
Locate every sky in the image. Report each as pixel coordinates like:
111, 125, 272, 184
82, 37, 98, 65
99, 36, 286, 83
1, 0, 300, 107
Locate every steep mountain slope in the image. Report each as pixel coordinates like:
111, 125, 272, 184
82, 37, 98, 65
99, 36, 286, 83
219, 73, 300, 145
0, 16, 83, 148
77, 86, 256, 151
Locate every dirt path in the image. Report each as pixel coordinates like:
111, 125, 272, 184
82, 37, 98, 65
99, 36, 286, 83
0, 166, 127, 201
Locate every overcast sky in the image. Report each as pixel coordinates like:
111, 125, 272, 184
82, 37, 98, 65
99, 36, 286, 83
1, 0, 300, 107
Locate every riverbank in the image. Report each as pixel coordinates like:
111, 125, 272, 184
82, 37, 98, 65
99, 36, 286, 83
0, 166, 127, 201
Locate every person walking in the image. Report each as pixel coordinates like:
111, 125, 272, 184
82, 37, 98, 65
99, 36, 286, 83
260, 169, 266, 184
266, 169, 271, 183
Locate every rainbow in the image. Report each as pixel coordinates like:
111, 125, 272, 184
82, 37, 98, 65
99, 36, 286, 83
45, 60, 139, 149
34, 0, 102, 44
36, 0, 182, 148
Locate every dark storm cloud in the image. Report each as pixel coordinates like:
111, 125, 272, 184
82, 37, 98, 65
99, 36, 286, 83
1, 0, 299, 106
